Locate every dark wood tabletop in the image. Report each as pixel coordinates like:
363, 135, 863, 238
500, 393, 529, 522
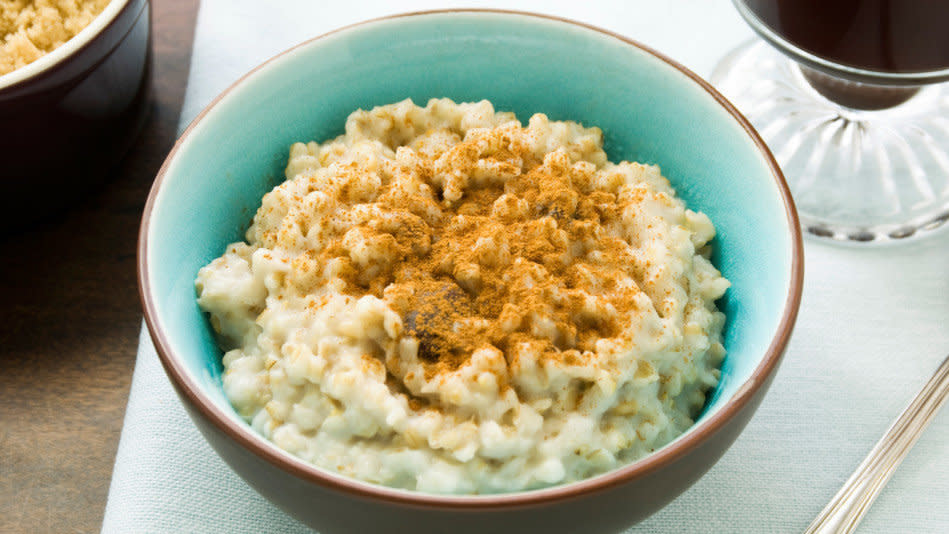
0, 1, 200, 531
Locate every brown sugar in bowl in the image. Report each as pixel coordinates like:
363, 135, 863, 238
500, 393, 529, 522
0, 0, 151, 230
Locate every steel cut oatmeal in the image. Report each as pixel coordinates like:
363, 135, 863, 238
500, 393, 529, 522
195, 98, 730, 494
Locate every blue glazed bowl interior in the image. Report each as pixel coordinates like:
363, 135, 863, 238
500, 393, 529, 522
145, 12, 795, 474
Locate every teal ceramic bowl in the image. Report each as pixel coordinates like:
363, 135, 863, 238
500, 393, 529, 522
139, 10, 803, 534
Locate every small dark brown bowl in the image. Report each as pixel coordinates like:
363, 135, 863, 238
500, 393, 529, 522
0, 0, 151, 230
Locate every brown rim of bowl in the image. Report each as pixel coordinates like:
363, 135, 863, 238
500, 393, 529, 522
138, 8, 804, 511
0, 0, 138, 93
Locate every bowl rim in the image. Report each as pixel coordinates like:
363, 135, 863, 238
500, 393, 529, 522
138, 8, 804, 510
0, 0, 134, 91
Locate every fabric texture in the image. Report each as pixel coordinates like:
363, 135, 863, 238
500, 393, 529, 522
103, 1, 949, 532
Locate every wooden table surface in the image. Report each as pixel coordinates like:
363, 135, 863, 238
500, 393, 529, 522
0, 1, 200, 531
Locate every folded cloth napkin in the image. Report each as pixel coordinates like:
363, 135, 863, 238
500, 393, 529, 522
103, 0, 949, 532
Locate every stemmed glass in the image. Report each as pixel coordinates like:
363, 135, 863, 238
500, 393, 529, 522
711, 0, 949, 242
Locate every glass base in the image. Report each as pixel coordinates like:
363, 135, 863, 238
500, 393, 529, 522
711, 41, 949, 243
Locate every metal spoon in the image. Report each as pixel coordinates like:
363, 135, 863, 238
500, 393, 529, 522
804, 355, 949, 534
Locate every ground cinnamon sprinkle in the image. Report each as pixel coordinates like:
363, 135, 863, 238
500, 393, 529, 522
305, 121, 644, 380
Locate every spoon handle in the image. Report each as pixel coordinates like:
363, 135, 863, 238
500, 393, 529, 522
804, 355, 949, 534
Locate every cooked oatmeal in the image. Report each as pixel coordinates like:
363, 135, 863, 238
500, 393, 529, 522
0, 0, 110, 76
195, 98, 729, 494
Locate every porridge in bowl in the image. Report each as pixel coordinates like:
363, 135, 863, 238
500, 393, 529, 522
195, 98, 729, 494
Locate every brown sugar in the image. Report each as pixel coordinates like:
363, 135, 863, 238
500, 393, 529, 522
305, 123, 645, 379
0, 0, 111, 76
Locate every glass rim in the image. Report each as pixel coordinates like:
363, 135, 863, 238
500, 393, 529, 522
733, 0, 949, 86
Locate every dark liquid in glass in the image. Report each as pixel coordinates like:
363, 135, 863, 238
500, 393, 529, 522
745, 0, 949, 73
